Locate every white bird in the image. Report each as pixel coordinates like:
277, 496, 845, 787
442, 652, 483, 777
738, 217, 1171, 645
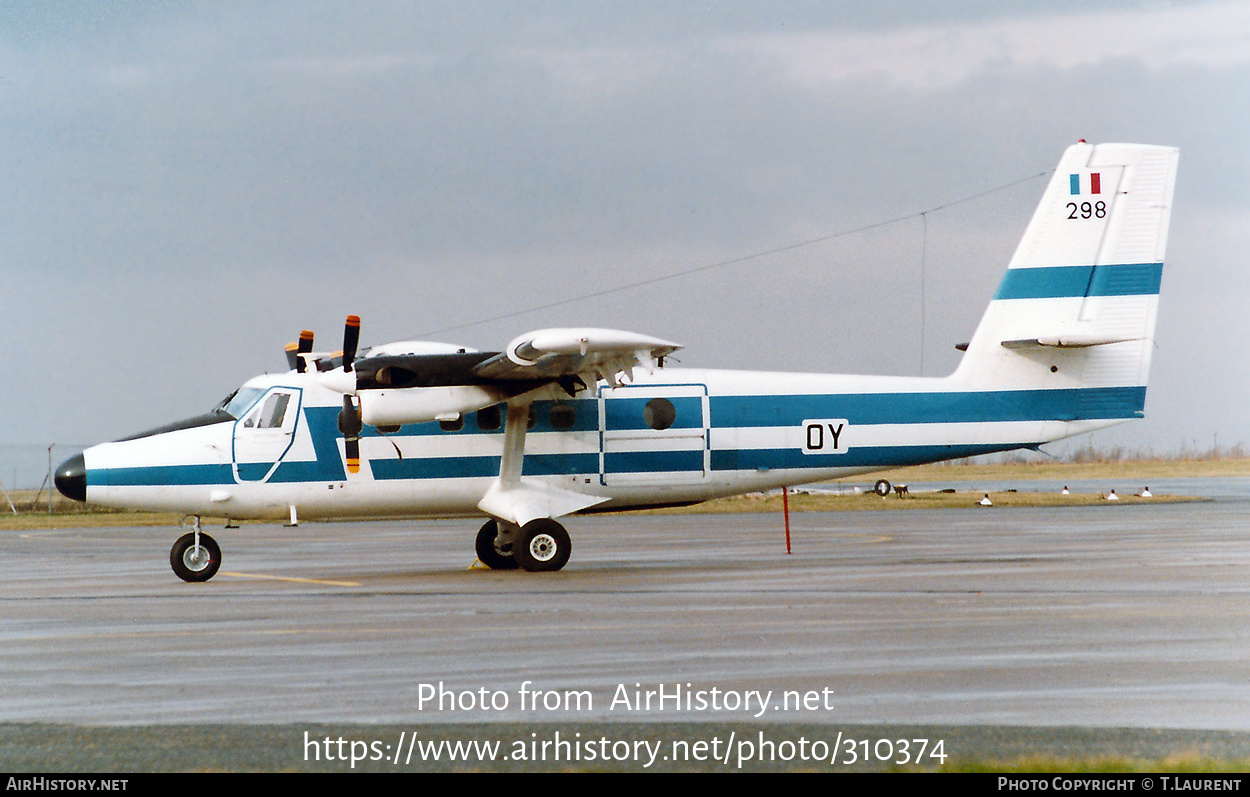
1107, 490, 1119, 501
979, 494, 993, 507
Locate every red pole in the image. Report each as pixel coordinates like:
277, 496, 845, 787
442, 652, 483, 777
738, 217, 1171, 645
782, 486, 792, 554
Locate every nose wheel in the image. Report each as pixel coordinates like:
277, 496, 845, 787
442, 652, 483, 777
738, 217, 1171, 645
170, 524, 221, 582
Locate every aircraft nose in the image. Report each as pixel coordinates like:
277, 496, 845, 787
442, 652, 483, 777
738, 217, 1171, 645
54, 453, 87, 502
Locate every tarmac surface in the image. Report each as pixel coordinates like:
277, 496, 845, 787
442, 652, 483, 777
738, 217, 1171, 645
3, 482, 1250, 770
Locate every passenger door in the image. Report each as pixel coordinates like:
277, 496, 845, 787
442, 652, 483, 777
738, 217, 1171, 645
599, 384, 709, 486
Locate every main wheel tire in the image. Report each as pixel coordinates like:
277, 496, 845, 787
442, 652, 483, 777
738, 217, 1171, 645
513, 519, 571, 572
475, 520, 518, 570
170, 532, 221, 582
874, 479, 892, 497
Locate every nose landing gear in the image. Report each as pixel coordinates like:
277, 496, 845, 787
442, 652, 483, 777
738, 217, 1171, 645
170, 516, 221, 582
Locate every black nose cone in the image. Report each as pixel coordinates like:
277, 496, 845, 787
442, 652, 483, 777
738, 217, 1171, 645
55, 454, 87, 502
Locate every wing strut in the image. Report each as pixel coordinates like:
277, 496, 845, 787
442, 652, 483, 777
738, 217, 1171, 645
476, 399, 608, 527
499, 402, 529, 488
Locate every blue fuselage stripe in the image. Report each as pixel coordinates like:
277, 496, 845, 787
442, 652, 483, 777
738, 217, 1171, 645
994, 263, 1162, 300
710, 386, 1145, 428
92, 464, 234, 487
712, 443, 1025, 472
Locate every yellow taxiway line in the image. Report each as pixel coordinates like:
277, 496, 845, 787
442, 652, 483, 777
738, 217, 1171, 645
219, 571, 362, 587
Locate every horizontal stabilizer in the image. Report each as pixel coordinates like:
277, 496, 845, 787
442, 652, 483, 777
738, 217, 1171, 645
1001, 334, 1144, 349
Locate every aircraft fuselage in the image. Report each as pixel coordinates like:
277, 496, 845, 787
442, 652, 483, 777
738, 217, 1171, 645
69, 364, 1135, 522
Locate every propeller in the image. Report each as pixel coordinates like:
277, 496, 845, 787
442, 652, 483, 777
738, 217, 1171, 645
342, 314, 361, 372
339, 394, 363, 474
337, 315, 363, 473
284, 330, 316, 372
286, 316, 366, 472
294, 330, 315, 373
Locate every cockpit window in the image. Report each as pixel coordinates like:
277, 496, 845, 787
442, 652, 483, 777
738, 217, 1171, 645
218, 387, 267, 419
256, 392, 291, 429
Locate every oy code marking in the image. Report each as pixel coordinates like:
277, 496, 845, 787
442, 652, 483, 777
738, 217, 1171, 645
801, 419, 849, 455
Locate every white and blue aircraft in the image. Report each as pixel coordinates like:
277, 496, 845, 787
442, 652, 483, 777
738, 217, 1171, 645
55, 142, 1178, 581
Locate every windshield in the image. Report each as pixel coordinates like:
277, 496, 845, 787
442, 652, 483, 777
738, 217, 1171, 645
215, 387, 268, 419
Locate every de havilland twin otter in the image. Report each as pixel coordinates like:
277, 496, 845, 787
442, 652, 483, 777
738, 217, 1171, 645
55, 142, 1178, 581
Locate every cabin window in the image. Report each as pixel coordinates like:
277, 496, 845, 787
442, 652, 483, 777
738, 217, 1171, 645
477, 405, 502, 431
439, 415, 464, 432
644, 398, 676, 430
550, 403, 576, 429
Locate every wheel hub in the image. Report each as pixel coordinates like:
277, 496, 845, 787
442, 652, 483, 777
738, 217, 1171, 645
528, 534, 557, 562
183, 546, 210, 571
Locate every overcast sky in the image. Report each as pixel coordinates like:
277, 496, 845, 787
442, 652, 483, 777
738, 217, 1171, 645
3, 1, 1247, 479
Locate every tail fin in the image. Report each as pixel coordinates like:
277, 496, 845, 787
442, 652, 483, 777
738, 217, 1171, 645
952, 142, 1178, 430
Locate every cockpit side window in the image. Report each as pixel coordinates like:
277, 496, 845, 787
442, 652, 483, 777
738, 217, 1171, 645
220, 387, 267, 419
257, 392, 291, 429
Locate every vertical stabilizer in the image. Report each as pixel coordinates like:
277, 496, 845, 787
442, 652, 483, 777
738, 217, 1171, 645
952, 142, 1178, 429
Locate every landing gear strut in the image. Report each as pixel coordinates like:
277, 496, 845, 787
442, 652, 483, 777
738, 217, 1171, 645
170, 517, 221, 582
475, 520, 519, 570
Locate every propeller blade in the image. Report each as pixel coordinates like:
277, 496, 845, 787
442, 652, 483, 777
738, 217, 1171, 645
344, 437, 360, 474
338, 395, 363, 474
342, 315, 361, 372
294, 329, 314, 373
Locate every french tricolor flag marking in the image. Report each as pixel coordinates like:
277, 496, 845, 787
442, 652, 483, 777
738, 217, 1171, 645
1069, 173, 1101, 195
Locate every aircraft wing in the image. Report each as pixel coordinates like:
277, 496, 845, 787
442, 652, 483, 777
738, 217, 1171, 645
324, 325, 682, 428
471, 328, 681, 387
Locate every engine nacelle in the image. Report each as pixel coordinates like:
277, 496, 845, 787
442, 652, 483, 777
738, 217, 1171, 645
359, 385, 511, 427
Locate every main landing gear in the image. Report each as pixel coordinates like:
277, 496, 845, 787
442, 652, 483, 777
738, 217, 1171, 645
170, 516, 221, 582
476, 518, 572, 572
